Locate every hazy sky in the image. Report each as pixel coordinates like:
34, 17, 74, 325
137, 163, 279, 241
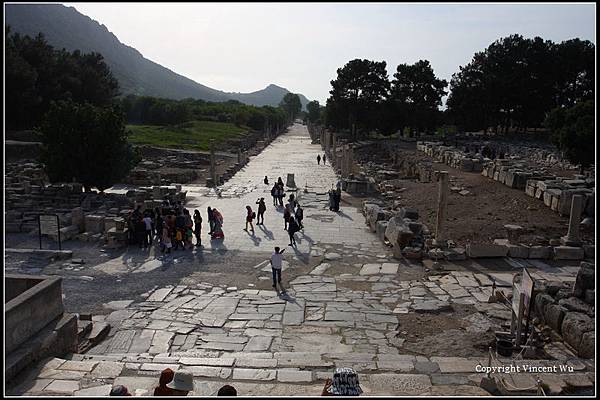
64, 2, 595, 103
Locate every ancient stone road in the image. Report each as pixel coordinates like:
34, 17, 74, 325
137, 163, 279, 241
8, 125, 594, 396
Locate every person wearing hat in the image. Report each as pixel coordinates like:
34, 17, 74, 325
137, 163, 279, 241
321, 367, 363, 396
166, 371, 194, 396
109, 385, 131, 396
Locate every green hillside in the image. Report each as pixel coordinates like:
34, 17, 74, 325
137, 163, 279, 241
127, 120, 248, 151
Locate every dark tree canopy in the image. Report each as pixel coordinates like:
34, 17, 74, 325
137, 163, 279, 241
279, 93, 302, 121
544, 100, 594, 171
326, 59, 390, 136
446, 34, 595, 132
389, 60, 448, 134
5, 27, 119, 130
40, 101, 134, 191
306, 100, 321, 123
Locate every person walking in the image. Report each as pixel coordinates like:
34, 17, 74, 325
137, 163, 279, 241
193, 210, 202, 247
161, 225, 172, 254
244, 205, 255, 233
288, 193, 297, 211
277, 184, 284, 206
270, 247, 285, 290
256, 198, 266, 225
295, 204, 304, 230
154, 207, 163, 242
271, 184, 278, 206
334, 186, 342, 212
264, 176, 269, 185
328, 188, 335, 211
207, 207, 215, 235
136, 214, 146, 249
283, 204, 291, 230
288, 216, 300, 246
174, 211, 186, 250
142, 211, 153, 249
323, 154, 327, 165
211, 208, 225, 239
317, 154, 321, 165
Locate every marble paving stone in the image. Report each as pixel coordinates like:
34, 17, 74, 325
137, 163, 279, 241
147, 288, 173, 302
235, 358, 278, 368
58, 360, 98, 372
232, 368, 277, 381
90, 361, 124, 378
183, 366, 231, 379
277, 369, 313, 382
43, 380, 80, 393
179, 358, 235, 367
73, 384, 113, 396
245, 336, 273, 351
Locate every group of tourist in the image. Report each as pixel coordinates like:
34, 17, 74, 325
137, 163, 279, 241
109, 367, 362, 396
283, 193, 304, 246
126, 199, 228, 254
270, 176, 286, 206
317, 153, 327, 165
109, 369, 237, 396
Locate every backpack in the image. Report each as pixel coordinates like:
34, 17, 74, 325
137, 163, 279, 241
252, 211, 256, 219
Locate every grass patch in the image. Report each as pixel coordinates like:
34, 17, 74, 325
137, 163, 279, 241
126, 120, 248, 151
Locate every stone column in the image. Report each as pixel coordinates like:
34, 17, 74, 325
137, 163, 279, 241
325, 132, 331, 154
72, 207, 85, 232
210, 139, 217, 186
332, 133, 337, 166
561, 195, 584, 246
342, 145, 349, 178
237, 149, 242, 165
348, 145, 354, 175
434, 171, 449, 246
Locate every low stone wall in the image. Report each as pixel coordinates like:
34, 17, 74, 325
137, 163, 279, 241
416, 141, 595, 218
533, 261, 595, 359
5, 275, 65, 353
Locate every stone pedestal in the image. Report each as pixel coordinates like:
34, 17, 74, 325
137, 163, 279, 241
286, 173, 296, 188
504, 224, 524, 244
71, 207, 85, 232
434, 171, 449, 246
561, 195, 584, 246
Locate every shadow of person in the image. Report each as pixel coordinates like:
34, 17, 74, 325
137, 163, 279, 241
258, 224, 275, 241
278, 289, 297, 304
245, 229, 262, 246
335, 209, 354, 220
290, 244, 309, 264
209, 237, 228, 254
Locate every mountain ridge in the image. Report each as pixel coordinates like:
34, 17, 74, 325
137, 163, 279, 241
5, 3, 309, 108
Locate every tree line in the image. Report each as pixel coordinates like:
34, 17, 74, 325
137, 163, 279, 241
317, 33, 594, 168
120, 95, 289, 132
5, 28, 297, 191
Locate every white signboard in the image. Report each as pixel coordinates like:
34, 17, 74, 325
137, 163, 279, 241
39, 215, 59, 236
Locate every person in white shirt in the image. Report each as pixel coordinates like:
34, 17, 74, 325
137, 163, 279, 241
270, 247, 285, 290
143, 213, 153, 249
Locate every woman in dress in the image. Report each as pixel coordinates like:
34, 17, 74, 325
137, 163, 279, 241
211, 208, 224, 239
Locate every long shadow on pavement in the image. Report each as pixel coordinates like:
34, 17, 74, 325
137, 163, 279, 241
258, 224, 275, 241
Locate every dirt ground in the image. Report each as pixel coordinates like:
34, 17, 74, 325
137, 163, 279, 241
394, 304, 498, 358
391, 151, 593, 246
